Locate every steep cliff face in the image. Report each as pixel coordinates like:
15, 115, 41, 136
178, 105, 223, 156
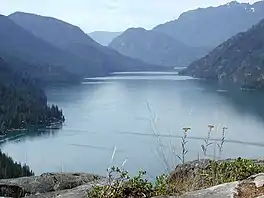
180, 18, 264, 89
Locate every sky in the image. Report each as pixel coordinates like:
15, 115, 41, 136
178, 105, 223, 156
0, 0, 260, 33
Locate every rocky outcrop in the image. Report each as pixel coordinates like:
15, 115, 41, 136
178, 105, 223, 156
3, 160, 264, 198
0, 173, 104, 198
170, 158, 264, 182
155, 173, 264, 198
3, 172, 264, 198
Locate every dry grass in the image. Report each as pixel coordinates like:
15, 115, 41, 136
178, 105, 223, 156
235, 182, 264, 198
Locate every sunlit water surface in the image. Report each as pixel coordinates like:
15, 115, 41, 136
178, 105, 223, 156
2, 72, 264, 177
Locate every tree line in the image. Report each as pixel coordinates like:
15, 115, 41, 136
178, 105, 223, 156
0, 57, 65, 134
0, 150, 33, 179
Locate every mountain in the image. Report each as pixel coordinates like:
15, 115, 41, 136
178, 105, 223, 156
109, 28, 209, 67
153, 1, 264, 48
9, 12, 98, 50
180, 18, 264, 89
89, 31, 122, 46
9, 12, 159, 74
0, 57, 64, 134
1, 53, 80, 85
0, 14, 94, 81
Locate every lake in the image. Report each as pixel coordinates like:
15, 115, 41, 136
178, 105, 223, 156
2, 72, 264, 178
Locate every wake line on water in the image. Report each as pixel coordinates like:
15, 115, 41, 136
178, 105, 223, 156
116, 131, 264, 148
69, 143, 123, 152
56, 129, 264, 148
111, 71, 180, 75
3, 129, 264, 151
84, 76, 196, 81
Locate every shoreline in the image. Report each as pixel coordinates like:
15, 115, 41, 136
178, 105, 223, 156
2, 120, 64, 137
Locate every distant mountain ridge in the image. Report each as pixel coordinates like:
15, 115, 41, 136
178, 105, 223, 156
109, 27, 209, 67
8, 12, 160, 78
180, 18, 264, 89
153, 1, 264, 47
0, 14, 84, 83
108, 1, 264, 68
9, 12, 98, 49
89, 31, 122, 46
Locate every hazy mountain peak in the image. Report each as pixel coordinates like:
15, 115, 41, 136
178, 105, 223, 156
88, 31, 122, 46
9, 11, 97, 49
126, 27, 147, 32
10, 12, 79, 29
8, 12, 159, 75
153, 0, 264, 47
120, 28, 149, 37
226, 1, 240, 6
109, 28, 209, 67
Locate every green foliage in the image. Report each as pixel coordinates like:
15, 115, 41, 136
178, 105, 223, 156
179, 18, 264, 90
177, 128, 190, 164
201, 125, 214, 157
87, 166, 170, 198
88, 122, 264, 197
0, 150, 34, 179
201, 158, 264, 186
87, 122, 264, 197
0, 57, 64, 134
88, 158, 264, 197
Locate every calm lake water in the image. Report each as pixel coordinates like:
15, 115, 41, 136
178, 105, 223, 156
2, 72, 264, 177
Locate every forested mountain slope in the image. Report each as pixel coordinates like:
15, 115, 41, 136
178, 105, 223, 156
109, 27, 209, 67
180, 18, 264, 89
153, 1, 264, 48
0, 57, 64, 134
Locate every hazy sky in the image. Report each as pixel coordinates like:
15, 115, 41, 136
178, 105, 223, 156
0, 0, 260, 32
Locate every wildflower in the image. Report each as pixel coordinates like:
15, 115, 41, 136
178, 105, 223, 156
222, 127, 228, 136
208, 124, 214, 129
177, 127, 191, 164
183, 127, 191, 134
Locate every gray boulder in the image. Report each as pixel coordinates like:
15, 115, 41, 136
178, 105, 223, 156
0, 173, 103, 197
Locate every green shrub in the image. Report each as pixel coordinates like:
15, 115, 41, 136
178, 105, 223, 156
88, 123, 264, 197
88, 158, 264, 197
201, 158, 264, 186
87, 166, 170, 198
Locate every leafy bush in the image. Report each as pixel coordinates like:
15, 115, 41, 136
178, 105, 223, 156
87, 166, 170, 198
201, 158, 264, 186
88, 158, 264, 197
88, 125, 264, 197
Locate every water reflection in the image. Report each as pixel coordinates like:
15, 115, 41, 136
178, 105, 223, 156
198, 80, 264, 123
3, 72, 264, 176
0, 124, 62, 146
